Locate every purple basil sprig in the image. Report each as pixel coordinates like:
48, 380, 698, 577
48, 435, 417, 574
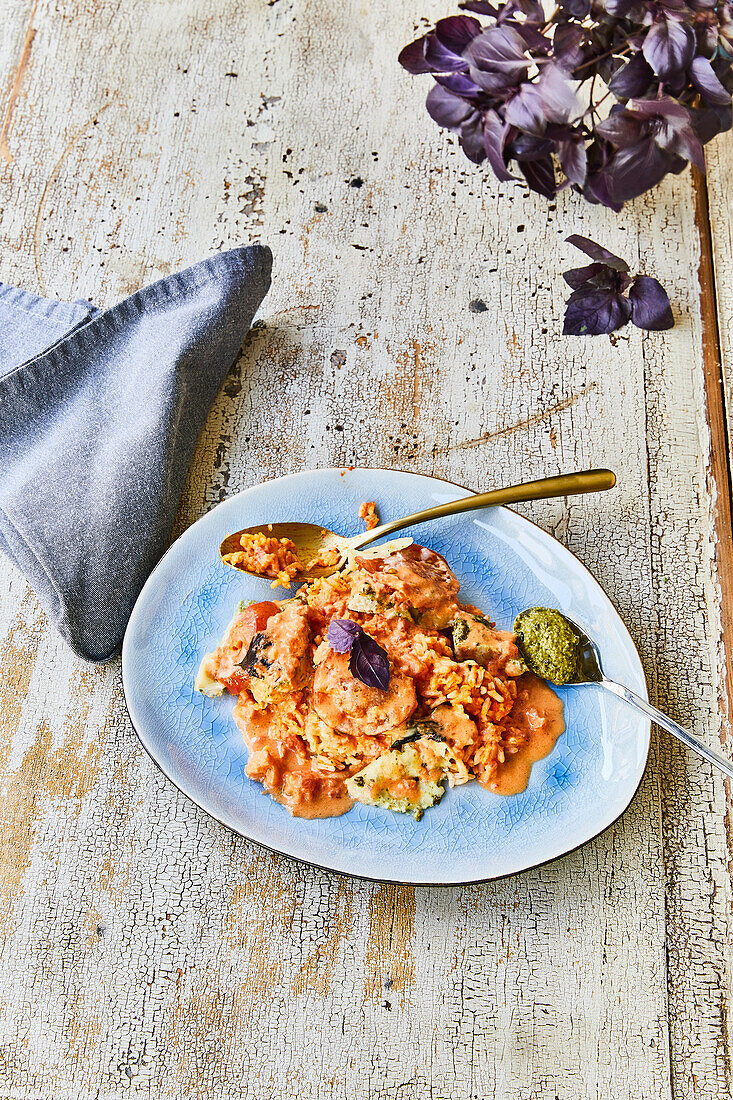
326, 619, 361, 652
399, 1, 733, 208
326, 619, 391, 691
563, 235, 674, 334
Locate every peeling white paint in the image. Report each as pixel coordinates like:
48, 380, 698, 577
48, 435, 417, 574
0, 1, 731, 1097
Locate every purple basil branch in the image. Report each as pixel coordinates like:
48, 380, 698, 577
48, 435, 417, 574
326, 619, 391, 691
399, 0, 733, 208
563, 234, 674, 331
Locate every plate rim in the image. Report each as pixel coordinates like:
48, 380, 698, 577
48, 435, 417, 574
121, 465, 651, 886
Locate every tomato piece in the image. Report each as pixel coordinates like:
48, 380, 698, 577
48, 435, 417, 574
227, 601, 280, 649
209, 602, 281, 696
218, 668, 250, 695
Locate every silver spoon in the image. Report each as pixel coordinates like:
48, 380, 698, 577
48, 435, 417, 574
564, 617, 733, 781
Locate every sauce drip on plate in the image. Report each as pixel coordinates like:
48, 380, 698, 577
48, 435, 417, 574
483, 673, 565, 796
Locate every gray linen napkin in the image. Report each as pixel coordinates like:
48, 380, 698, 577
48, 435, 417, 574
0, 246, 272, 662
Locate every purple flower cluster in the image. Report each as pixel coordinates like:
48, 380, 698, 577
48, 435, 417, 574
563, 234, 674, 331
399, 0, 733, 207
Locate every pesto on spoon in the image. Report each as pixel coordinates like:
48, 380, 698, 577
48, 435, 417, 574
513, 607, 581, 686
513, 607, 733, 782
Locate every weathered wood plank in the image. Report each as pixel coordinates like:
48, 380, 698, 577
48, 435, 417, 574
705, 136, 733, 454
0, 1, 731, 1097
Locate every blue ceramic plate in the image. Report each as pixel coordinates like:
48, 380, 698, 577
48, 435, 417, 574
122, 468, 649, 884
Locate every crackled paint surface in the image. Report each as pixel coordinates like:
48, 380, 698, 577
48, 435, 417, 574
0, 1, 731, 1098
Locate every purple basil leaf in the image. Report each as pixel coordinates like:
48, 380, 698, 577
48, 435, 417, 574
435, 71, 484, 98
563, 262, 612, 289
520, 155, 556, 197
327, 619, 361, 653
435, 15, 483, 55
510, 132, 554, 159
483, 109, 515, 181
554, 24, 585, 70
668, 152, 689, 175
689, 56, 732, 106
630, 97, 707, 168
582, 170, 625, 211
425, 32, 471, 73
503, 84, 546, 133
466, 25, 529, 92
504, 65, 580, 133
350, 633, 391, 692
624, 96, 706, 167
564, 261, 631, 292
608, 52, 655, 99
459, 113, 488, 162
537, 64, 581, 123
668, 120, 706, 168
629, 96, 691, 122
603, 138, 675, 203
398, 37, 432, 75
690, 104, 732, 144
514, 25, 552, 52
596, 108, 647, 149
563, 286, 632, 335
629, 276, 674, 330
559, 135, 588, 185
642, 20, 695, 81
426, 83, 474, 128
566, 234, 629, 272
559, 0, 591, 16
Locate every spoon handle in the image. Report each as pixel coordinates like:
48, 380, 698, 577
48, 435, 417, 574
348, 469, 617, 551
600, 679, 733, 781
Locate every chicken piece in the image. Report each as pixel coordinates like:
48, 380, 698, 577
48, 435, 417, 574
451, 614, 526, 678
312, 649, 417, 737
352, 544, 460, 629
243, 599, 312, 704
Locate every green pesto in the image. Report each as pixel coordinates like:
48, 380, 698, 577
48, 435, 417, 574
513, 607, 580, 686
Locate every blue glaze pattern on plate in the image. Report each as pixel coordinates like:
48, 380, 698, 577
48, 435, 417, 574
122, 468, 650, 884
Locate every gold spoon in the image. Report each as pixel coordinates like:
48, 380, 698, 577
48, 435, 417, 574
219, 469, 616, 583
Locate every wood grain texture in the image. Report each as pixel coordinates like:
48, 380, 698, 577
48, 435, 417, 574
0, 1, 731, 1097
705, 136, 733, 444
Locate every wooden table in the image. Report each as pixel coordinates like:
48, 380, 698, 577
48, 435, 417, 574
1, 3, 732, 1097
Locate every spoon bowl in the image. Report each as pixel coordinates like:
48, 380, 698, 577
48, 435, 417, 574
219, 522, 348, 582
566, 616, 604, 684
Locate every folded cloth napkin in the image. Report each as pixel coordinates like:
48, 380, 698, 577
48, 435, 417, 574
0, 246, 272, 662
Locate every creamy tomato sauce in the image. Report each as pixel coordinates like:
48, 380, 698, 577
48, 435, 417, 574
234, 697, 353, 818
199, 543, 565, 820
354, 544, 460, 628
483, 673, 565, 796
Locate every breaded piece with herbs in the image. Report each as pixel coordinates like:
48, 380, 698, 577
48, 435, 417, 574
346, 743, 447, 820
